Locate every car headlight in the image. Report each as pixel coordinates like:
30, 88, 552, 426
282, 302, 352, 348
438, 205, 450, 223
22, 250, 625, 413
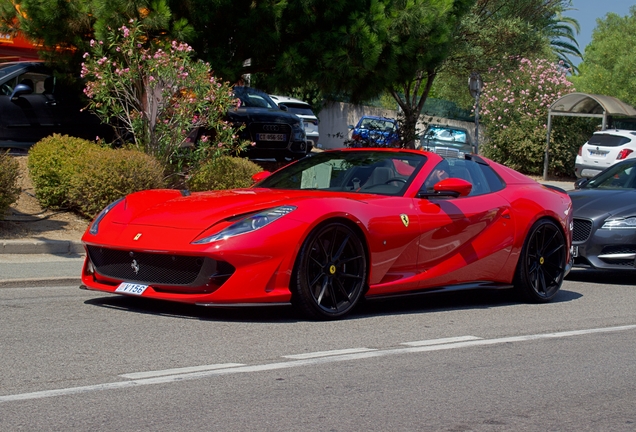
192, 205, 296, 244
89, 198, 125, 235
601, 217, 636, 229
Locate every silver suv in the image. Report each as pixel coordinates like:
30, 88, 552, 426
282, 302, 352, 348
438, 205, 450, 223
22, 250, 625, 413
269, 95, 318, 150
574, 129, 636, 178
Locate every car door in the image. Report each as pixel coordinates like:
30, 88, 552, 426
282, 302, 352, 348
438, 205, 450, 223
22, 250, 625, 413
415, 159, 515, 288
0, 67, 57, 145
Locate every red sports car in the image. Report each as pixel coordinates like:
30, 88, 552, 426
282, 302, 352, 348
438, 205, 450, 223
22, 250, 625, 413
81, 149, 573, 320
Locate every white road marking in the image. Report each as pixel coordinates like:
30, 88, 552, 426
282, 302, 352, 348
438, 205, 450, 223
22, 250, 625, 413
2, 324, 635, 404
401, 335, 482, 346
283, 347, 377, 359
119, 363, 245, 379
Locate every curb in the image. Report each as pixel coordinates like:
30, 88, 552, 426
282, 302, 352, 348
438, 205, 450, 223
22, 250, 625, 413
0, 277, 82, 289
0, 239, 84, 255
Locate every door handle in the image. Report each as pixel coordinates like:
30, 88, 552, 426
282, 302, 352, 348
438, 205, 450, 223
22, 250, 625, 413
501, 208, 511, 219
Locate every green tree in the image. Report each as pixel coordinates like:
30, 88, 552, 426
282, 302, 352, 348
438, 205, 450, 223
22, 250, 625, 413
0, 0, 192, 75
571, 6, 636, 107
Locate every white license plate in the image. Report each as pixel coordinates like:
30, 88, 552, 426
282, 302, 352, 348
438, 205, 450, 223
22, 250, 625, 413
588, 150, 607, 157
115, 282, 148, 295
257, 133, 286, 141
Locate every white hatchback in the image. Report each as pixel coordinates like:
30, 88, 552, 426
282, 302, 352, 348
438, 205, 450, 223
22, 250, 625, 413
574, 129, 636, 178
270, 95, 319, 149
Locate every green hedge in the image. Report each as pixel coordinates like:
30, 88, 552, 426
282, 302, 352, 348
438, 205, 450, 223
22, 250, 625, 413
28, 134, 96, 209
68, 149, 165, 218
187, 156, 262, 191
0, 152, 20, 220
28, 134, 164, 218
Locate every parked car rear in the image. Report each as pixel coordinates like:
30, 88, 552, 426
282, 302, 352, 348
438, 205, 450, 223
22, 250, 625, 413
574, 129, 636, 178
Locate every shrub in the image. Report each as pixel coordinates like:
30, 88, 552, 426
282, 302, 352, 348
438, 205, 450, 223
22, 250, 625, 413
0, 152, 20, 219
187, 156, 262, 191
480, 58, 579, 176
27, 134, 97, 209
67, 149, 165, 218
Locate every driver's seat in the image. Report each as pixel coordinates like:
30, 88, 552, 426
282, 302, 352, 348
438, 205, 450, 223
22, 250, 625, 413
362, 166, 393, 188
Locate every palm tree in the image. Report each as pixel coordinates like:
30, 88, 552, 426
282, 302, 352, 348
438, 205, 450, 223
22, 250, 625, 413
544, 6, 582, 73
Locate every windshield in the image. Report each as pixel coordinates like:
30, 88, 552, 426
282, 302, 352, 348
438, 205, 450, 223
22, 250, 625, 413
358, 117, 397, 132
256, 151, 427, 196
584, 161, 636, 189
424, 126, 468, 143
233, 86, 278, 109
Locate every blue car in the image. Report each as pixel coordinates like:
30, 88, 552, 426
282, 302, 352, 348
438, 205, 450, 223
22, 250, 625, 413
347, 115, 400, 147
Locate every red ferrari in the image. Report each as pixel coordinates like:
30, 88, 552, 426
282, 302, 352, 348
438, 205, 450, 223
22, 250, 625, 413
81, 149, 573, 319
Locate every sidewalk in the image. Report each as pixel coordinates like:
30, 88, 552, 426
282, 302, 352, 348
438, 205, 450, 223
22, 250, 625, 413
0, 251, 85, 288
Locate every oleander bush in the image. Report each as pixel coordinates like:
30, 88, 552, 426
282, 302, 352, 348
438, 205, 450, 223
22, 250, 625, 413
28, 134, 96, 209
187, 156, 262, 191
67, 148, 165, 218
0, 151, 20, 220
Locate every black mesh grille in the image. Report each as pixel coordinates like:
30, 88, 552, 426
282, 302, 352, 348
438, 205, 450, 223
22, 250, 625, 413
87, 246, 204, 285
573, 219, 592, 243
598, 245, 636, 266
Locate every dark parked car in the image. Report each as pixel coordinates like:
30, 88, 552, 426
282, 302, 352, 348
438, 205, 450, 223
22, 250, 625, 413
230, 87, 308, 161
346, 115, 400, 148
569, 158, 636, 270
0, 61, 110, 152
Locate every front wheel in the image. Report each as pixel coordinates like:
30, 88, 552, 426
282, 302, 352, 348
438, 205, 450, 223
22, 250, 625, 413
514, 219, 566, 302
292, 222, 367, 320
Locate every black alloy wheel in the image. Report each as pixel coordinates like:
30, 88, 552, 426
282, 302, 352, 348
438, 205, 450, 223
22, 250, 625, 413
292, 222, 367, 320
515, 219, 566, 302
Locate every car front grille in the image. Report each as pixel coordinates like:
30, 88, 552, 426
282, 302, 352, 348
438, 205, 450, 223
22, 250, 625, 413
87, 246, 208, 286
598, 245, 636, 266
249, 123, 292, 149
434, 147, 461, 158
572, 218, 592, 242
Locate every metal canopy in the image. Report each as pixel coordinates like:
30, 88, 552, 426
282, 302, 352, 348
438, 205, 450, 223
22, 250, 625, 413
543, 93, 636, 179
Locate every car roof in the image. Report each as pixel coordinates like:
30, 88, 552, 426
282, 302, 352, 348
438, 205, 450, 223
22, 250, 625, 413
269, 94, 309, 106
362, 115, 395, 120
592, 129, 636, 138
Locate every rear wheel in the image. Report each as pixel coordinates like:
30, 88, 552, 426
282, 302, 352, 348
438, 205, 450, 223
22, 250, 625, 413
292, 222, 367, 320
515, 219, 566, 302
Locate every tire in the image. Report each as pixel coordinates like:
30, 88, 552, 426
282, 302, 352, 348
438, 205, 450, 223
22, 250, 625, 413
292, 222, 367, 320
514, 219, 566, 302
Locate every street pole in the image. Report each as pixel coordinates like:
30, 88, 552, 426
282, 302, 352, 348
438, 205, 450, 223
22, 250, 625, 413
468, 72, 483, 154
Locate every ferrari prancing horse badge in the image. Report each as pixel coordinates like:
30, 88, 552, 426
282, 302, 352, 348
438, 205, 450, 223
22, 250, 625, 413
400, 214, 409, 227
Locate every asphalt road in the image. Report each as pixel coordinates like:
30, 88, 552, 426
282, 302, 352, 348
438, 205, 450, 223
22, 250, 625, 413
1, 269, 635, 431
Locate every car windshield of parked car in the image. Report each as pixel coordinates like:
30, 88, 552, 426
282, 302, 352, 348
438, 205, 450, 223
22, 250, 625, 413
256, 151, 427, 196
281, 103, 315, 117
359, 118, 396, 132
584, 161, 636, 189
425, 126, 467, 143
233, 87, 278, 109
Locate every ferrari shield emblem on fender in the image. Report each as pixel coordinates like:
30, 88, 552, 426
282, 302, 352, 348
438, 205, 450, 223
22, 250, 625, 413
400, 214, 409, 227
133, 233, 142, 241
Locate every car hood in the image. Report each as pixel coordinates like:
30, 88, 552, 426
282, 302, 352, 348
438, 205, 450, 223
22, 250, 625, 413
110, 188, 361, 230
569, 189, 636, 219
226, 107, 300, 124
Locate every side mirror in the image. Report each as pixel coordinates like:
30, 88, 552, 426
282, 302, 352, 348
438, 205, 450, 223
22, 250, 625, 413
348, 125, 354, 130
574, 178, 588, 189
417, 178, 473, 199
252, 171, 272, 183
278, 104, 288, 112
10, 83, 33, 101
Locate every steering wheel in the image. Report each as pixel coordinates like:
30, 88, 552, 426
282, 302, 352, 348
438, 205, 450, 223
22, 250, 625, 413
384, 178, 407, 184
